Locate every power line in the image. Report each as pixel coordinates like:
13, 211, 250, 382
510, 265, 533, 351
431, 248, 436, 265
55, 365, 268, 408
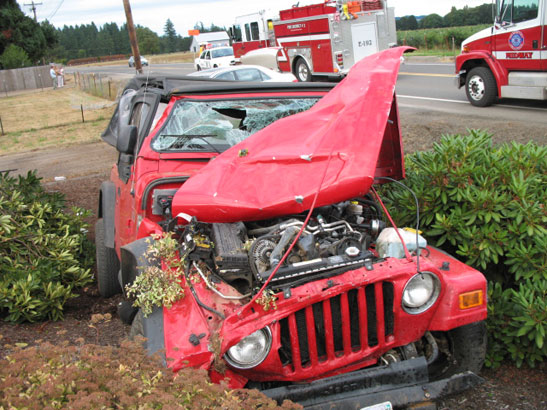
47, 0, 65, 21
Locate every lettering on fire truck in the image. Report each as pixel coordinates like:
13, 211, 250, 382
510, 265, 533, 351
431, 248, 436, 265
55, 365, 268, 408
506, 52, 533, 59
358, 40, 374, 48
287, 23, 306, 31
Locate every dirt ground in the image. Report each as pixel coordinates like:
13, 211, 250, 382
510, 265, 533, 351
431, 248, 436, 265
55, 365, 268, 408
0, 111, 546, 409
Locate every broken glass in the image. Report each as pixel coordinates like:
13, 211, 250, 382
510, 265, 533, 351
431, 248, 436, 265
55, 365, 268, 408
151, 98, 318, 152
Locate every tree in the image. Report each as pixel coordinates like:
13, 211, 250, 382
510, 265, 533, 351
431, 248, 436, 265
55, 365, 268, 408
420, 13, 444, 29
406, 15, 418, 30
136, 27, 160, 55
40, 20, 58, 62
163, 19, 178, 53
0, 44, 31, 69
0, 0, 46, 63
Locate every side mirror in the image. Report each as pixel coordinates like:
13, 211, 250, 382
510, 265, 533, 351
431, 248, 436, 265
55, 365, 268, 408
117, 125, 137, 154
228, 27, 234, 41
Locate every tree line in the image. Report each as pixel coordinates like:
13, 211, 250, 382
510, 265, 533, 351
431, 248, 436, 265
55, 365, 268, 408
0, 0, 225, 69
397, 3, 493, 30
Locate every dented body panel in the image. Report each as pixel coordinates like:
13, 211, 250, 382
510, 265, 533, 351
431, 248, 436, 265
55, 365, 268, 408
99, 47, 487, 408
172, 47, 406, 223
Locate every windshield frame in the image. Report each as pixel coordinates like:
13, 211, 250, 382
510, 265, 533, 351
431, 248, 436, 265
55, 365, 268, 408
150, 96, 321, 154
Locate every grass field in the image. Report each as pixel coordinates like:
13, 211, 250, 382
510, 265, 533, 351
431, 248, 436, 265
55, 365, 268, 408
0, 87, 114, 154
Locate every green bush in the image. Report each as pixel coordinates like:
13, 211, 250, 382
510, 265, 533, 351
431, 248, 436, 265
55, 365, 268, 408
398, 25, 490, 50
0, 340, 300, 409
487, 280, 547, 368
0, 44, 32, 69
381, 131, 546, 367
0, 171, 94, 322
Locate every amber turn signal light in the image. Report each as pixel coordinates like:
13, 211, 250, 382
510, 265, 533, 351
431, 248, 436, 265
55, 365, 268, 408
459, 290, 483, 309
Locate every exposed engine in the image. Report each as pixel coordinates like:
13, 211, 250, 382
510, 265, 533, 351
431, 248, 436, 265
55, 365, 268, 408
178, 197, 386, 295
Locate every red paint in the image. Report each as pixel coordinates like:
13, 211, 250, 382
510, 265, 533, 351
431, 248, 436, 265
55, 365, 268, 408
172, 47, 409, 223
161, 248, 486, 382
457, 4, 546, 101
106, 45, 487, 392
456, 50, 510, 93
232, 40, 268, 59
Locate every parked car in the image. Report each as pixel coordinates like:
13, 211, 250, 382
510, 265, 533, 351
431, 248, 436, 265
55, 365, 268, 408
189, 65, 297, 82
194, 46, 235, 71
97, 47, 486, 409
128, 55, 149, 67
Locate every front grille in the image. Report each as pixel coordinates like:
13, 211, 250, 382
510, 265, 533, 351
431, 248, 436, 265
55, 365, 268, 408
279, 282, 394, 369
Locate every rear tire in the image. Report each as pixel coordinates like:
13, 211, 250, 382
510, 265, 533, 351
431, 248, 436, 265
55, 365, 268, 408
465, 67, 497, 107
95, 218, 122, 298
295, 58, 311, 82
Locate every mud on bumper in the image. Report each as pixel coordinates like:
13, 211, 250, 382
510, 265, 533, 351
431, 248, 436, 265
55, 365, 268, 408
262, 357, 482, 409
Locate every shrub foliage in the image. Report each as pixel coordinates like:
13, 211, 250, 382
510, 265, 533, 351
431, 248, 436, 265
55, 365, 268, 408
0, 340, 300, 409
398, 25, 490, 50
381, 131, 546, 367
0, 171, 94, 322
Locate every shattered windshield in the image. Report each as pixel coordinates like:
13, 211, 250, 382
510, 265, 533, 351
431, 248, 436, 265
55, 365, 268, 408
151, 98, 319, 152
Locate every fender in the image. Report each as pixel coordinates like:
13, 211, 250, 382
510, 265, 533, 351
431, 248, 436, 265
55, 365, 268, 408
98, 181, 116, 248
455, 51, 509, 96
292, 54, 314, 75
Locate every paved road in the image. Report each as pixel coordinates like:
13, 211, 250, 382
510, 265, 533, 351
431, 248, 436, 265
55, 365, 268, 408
397, 62, 547, 126
66, 61, 547, 126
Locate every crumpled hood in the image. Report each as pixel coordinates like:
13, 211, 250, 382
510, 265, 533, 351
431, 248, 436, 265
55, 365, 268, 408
172, 47, 409, 223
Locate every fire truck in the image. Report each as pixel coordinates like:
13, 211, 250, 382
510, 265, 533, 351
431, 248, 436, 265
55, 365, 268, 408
456, 0, 547, 106
229, 1, 397, 82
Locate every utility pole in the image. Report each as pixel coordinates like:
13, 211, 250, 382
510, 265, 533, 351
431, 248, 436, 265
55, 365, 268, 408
122, 0, 143, 74
24, 1, 42, 22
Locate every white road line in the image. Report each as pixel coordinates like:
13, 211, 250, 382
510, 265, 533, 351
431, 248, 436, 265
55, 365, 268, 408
398, 94, 547, 112
397, 95, 468, 104
403, 63, 453, 66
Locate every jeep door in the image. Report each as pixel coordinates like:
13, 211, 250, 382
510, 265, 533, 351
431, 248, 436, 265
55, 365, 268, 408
112, 91, 160, 253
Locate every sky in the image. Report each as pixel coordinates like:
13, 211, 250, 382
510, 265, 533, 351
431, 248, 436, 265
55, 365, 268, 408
17, 0, 492, 36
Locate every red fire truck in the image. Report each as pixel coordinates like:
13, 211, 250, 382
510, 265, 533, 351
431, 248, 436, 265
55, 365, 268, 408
229, 1, 397, 82
456, 0, 547, 106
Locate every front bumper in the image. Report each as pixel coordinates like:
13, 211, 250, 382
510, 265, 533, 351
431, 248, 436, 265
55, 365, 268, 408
262, 357, 482, 409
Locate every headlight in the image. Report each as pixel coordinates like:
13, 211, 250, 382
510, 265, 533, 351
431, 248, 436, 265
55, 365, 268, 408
402, 272, 441, 314
224, 327, 272, 369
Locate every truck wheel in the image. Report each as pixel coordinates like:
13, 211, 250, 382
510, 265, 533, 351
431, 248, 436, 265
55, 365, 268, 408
431, 321, 487, 380
196, 65, 201, 71
465, 67, 497, 107
95, 218, 122, 297
295, 58, 311, 82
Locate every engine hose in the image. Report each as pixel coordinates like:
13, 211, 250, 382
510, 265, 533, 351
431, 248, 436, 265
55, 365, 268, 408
184, 261, 225, 319
248, 224, 281, 237
355, 198, 382, 217
270, 226, 300, 267
424, 331, 439, 365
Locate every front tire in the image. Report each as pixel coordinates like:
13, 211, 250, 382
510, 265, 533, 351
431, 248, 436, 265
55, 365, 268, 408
196, 65, 201, 71
430, 321, 487, 380
295, 58, 311, 82
95, 218, 122, 297
465, 67, 497, 107
129, 309, 144, 340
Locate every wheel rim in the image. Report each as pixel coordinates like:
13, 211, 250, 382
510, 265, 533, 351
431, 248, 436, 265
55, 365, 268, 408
298, 63, 309, 81
468, 75, 485, 101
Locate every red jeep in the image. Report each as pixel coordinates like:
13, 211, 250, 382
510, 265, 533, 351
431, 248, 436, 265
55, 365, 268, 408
96, 48, 487, 409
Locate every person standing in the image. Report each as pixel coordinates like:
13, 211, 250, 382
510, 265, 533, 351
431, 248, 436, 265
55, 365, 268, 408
58, 66, 64, 88
50, 64, 57, 89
